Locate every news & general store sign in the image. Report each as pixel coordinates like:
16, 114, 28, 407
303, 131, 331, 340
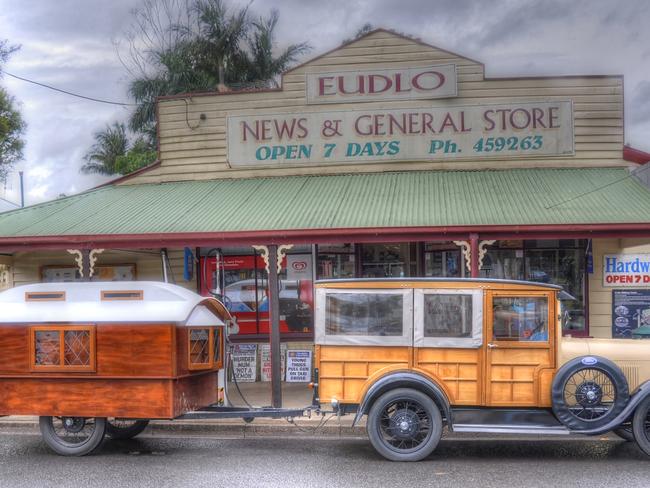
227, 100, 574, 167
604, 254, 650, 287
306, 65, 458, 104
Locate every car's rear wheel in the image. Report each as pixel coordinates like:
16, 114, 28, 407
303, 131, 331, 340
39, 416, 106, 456
366, 388, 442, 462
632, 396, 650, 457
105, 419, 149, 440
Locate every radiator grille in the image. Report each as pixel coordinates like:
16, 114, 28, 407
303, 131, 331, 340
618, 363, 640, 391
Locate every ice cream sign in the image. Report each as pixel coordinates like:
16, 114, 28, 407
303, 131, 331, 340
604, 254, 650, 287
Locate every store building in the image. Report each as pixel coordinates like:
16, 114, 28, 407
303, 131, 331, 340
1, 29, 650, 383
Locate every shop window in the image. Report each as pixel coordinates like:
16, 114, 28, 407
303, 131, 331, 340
325, 293, 404, 336
31, 325, 95, 371
188, 327, 222, 370
492, 296, 548, 342
361, 243, 411, 278
317, 243, 355, 279
424, 244, 463, 278
525, 248, 585, 334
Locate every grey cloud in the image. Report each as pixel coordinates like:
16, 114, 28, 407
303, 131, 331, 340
630, 81, 650, 123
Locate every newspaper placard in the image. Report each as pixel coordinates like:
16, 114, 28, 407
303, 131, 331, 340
231, 344, 257, 382
260, 343, 287, 382
285, 350, 312, 383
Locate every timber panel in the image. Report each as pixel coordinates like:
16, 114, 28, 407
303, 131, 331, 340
415, 348, 481, 405
487, 348, 553, 405
318, 345, 410, 404
0, 378, 173, 418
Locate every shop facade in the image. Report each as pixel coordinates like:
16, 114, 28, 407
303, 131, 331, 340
1, 29, 650, 384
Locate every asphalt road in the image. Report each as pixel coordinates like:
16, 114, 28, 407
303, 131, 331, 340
1, 430, 649, 488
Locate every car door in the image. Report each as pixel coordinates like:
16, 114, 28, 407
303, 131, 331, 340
413, 287, 484, 406
484, 290, 556, 407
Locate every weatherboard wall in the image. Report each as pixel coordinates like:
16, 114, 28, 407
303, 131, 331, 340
124, 30, 626, 186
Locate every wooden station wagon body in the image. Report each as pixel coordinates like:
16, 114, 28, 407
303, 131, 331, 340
0, 282, 229, 420
313, 279, 650, 461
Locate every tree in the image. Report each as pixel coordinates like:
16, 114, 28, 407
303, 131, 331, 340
0, 40, 25, 181
342, 23, 374, 44
119, 0, 311, 137
240, 9, 311, 88
81, 122, 130, 175
82, 122, 157, 176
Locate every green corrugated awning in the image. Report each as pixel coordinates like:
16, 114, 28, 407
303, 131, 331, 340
0, 168, 649, 245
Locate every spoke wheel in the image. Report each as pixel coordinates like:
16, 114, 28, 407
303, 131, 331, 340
367, 388, 442, 462
106, 419, 150, 440
552, 357, 629, 430
563, 369, 616, 422
39, 416, 106, 456
632, 396, 650, 457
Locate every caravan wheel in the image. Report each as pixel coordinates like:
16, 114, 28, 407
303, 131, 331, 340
39, 416, 106, 456
106, 419, 150, 440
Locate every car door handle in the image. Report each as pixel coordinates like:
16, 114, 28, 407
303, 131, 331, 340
487, 343, 498, 349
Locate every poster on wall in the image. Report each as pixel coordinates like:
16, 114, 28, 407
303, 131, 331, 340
260, 343, 287, 382
285, 350, 312, 383
611, 289, 650, 338
231, 344, 257, 382
603, 254, 650, 287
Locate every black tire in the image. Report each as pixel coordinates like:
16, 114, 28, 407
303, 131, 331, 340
614, 424, 635, 442
106, 419, 150, 440
632, 395, 650, 457
39, 416, 106, 456
366, 388, 443, 462
552, 356, 629, 430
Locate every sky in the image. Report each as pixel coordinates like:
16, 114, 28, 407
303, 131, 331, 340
0, 0, 649, 205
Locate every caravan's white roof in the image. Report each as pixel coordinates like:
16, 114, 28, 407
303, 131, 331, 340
0, 281, 226, 326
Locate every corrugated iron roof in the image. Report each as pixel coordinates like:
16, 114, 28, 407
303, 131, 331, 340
0, 168, 648, 238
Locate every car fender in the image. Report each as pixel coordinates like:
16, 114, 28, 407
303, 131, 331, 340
352, 370, 452, 428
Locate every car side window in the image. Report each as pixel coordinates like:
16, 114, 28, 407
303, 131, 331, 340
423, 294, 473, 338
492, 296, 548, 342
325, 293, 404, 336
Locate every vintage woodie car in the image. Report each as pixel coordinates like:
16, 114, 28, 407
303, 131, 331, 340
0, 281, 230, 456
313, 278, 650, 461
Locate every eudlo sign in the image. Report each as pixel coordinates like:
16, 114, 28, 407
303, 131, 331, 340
306, 65, 457, 104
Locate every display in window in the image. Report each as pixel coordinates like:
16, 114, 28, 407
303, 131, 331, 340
200, 254, 313, 336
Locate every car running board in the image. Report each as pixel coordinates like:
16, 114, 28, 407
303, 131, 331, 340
451, 408, 571, 435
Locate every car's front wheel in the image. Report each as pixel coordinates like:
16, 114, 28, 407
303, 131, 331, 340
632, 396, 650, 457
366, 388, 443, 462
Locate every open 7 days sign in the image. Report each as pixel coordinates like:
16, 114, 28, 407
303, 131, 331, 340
604, 254, 650, 287
227, 100, 574, 167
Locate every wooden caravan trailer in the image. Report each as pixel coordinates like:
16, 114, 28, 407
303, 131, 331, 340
0, 281, 230, 455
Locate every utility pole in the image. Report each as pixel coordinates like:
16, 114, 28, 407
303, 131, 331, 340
19, 171, 24, 208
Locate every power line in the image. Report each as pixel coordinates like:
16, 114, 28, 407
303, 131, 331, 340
545, 163, 650, 209
0, 69, 137, 106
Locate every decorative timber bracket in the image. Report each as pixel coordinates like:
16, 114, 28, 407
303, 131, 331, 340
67, 249, 104, 279
453, 238, 496, 277
252, 244, 293, 273
0, 264, 11, 287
